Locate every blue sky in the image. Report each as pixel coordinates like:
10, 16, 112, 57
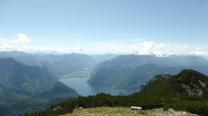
0, 0, 208, 55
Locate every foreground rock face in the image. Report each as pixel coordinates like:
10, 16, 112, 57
61, 107, 197, 116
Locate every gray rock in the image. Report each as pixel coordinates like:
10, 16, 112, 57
168, 108, 175, 113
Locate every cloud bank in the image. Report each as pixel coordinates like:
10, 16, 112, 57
0, 33, 31, 51
0, 33, 208, 56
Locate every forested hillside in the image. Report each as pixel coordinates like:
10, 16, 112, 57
30, 69, 208, 116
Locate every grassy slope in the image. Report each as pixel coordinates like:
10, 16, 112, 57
61, 107, 195, 116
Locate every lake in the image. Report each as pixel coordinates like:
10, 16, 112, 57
59, 77, 94, 96
60, 77, 120, 96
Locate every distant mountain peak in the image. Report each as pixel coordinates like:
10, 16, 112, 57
140, 69, 208, 98
177, 69, 207, 79
0, 57, 17, 62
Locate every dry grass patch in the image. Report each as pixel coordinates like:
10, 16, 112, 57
61, 107, 197, 116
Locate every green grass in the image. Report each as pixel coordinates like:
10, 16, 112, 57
61, 107, 196, 116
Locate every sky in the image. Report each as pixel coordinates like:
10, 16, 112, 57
0, 0, 208, 55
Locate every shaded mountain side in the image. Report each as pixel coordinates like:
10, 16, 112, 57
34, 82, 78, 100
0, 58, 78, 116
89, 55, 208, 94
0, 58, 57, 95
121, 64, 182, 93
30, 69, 208, 116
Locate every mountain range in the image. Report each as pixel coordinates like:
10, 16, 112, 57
89, 55, 208, 94
2, 51, 208, 95
0, 51, 100, 79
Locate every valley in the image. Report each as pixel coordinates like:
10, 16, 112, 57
1, 52, 208, 115
29, 69, 208, 116
1, 1, 207, 116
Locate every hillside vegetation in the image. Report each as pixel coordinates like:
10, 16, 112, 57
29, 69, 208, 116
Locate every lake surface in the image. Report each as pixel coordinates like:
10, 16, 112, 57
59, 78, 94, 96
60, 77, 120, 96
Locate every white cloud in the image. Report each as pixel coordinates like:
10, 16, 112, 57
123, 41, 208, 56
16, 33, 31, 42
80, 41, 208, 56
0, 33, 31, 51
0, 33, 208, 56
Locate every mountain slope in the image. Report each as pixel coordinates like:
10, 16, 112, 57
89, 55, 208, 94
0, 58, 78, 116
0, 58, 57, 95
139, 69, 208, 98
